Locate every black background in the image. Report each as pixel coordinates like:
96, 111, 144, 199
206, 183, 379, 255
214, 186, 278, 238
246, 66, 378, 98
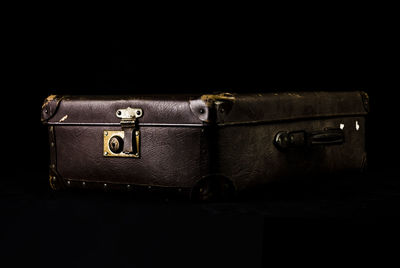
1, 16, 399, 267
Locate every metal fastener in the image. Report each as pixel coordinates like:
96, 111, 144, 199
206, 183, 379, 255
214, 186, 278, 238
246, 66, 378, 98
148, 185, 152, 189
104, 131, 108, 136
82, 182, 86, 186
51, 142, 55, 147
104, 183, 107, 187
199, 109, 204, 114
104, 152, 108, 156
127, 184, 131, 189
67, 181, 71, 185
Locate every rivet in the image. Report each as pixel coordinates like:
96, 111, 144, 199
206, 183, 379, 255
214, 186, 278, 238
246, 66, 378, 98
148, 186, 152, 189
51, 142, 55, 147
52, 176, 56, 181
104, 152, 108, 156
82, 182, 86, 186
127, 184, 131, 189
199, 109, 204, 114
51, 164, 55, 169
67, 181, 71, 185
104, 131, 108, 136
104, 183, 107, 187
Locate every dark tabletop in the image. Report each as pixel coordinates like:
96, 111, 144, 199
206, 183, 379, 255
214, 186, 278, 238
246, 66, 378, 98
1, 170, 399, 268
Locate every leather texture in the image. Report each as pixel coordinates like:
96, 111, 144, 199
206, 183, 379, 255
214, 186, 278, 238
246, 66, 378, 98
41, 91, 368, 193
55, 126, 204, 187
42, 92, 367, 125
217, 116, 367, 191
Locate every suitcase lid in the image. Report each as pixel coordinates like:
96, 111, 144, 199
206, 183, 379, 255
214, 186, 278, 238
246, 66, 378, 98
41, 91, 368, 126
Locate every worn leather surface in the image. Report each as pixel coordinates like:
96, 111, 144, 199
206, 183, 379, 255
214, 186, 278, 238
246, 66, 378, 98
218, 116, 367, 191
41, 92, 368, 191
42, 92, 367, 125
44, 95, 205, 125
215, 91, 367, 125
41, 95, 63, 122
55, 126, 204, 187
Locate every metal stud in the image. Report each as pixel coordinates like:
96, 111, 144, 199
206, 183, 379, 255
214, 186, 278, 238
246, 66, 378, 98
67, 180, 71, 185
199, 109, 204, 114
104, 152, 108, 156
82, 182, 86, 186
104, 183, 107, 187
51, 142, 55, 147
104, 131, 108, 136
148, 185, 152, 189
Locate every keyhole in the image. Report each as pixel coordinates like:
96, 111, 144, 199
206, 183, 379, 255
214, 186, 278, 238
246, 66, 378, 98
111, 140, 117, 149
109, 136, 123, 154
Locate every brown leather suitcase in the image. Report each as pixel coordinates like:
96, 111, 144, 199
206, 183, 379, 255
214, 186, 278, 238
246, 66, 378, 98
41, 91, 369, 200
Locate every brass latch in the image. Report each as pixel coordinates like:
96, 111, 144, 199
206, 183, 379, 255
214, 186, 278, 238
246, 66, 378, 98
104, 107, 143, 158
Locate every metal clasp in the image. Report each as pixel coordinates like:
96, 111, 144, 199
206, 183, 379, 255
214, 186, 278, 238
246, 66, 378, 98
104, 107, 143, 158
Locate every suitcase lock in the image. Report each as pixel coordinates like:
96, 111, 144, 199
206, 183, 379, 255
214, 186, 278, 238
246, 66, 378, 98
103, 107, 143, 158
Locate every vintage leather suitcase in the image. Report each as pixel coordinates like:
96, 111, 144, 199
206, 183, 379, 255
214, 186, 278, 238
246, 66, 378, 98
41, 91, 369, 200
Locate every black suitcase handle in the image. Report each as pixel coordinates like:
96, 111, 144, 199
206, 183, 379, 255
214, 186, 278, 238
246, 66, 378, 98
274, 128, 344, 150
